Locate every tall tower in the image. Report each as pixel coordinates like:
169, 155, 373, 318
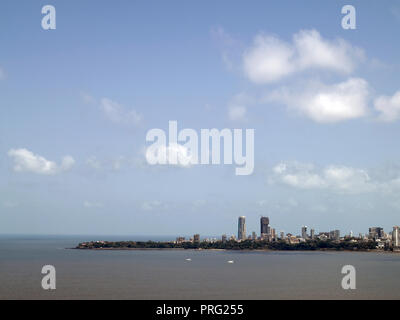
310, 229, 315, 240
238, 216, 246, 240
260, 217, 269, 237
301, 226, 308, 239
393, 226, 400, 248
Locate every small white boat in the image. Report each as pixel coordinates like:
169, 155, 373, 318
185, 258, 192, 261
227, 260, 234, 264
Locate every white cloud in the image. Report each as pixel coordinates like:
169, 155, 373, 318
83, 201, 103, 208
112, 156, 125, 170
293, 30, 362, 73
8, 148, 75, 175
81, 94, 143, 125
271, 161, 384, 194
86, 156, 102, 170
243, 29, 364, 84
374, 91, 400, 122
267, 78, 370, 123
61, 156, 75, 170
141, 200, 163, 211
273, 162, 327, 189
85, 155, 130, 171
100, 98, 142, 126
323, 166, 374, 193
281, 172, 325, 189
145, 143, 194, 168
228, 105, 247, 121
243, 34, 294, 84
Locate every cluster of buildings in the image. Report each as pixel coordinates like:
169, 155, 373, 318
236, 216, 343, 244
367, 226, 400, 249
175, 217, 400, 250
176, 234, 201, 244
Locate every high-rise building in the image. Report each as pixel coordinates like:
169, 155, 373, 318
270, 228, 276, 240
301, 226, 308, 239
329, 230, 340, 241
221, 234, 227, 243
252, 231, 257, 240
238, 216, 246, 240
369, 227, 384, 240
280, 231, 285, 240
176, 237, 185, 243
310, 229, 315, 240
393, 226, 400, 248
193, 234, 200, 243
260, 217, 269, 237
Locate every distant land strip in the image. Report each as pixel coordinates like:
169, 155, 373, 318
73, 239, 396, 252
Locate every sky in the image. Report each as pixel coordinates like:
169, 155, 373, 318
1, 0, 400, 237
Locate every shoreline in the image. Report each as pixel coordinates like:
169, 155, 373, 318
71, 247, 400, 254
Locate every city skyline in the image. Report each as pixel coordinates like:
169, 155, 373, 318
179, 215, 399, 243
170, 215, 400, 252
184, 216, 398, 241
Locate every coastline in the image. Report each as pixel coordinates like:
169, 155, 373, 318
71, 247, 400, 254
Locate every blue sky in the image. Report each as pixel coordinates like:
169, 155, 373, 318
1, 0, 400, 237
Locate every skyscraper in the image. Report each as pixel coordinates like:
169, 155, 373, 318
369, 227, 384, 240
310, 229, 315, 240
260, 217, 269, 237
193, 234, 200, 243
270, 228, 276, 240
329, 230, 340, 241
301, 226, 308, 239
238, 216, 246, 240
393, 226, 399, 248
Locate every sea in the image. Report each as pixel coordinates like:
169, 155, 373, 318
1, 235, 400, 300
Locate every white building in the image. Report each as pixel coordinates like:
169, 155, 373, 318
393, 226, 400, 248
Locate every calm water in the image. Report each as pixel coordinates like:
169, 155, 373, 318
1, 235, 400, 299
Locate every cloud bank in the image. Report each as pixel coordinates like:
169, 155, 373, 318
374, 91, 400, 122
100, 98, 142, 126
271, 161, 400, 195
243, 29, 364, 84
267, 78, 370, 123
8, 148, 75, 175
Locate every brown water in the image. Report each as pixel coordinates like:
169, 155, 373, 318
1, 235, 400, 299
